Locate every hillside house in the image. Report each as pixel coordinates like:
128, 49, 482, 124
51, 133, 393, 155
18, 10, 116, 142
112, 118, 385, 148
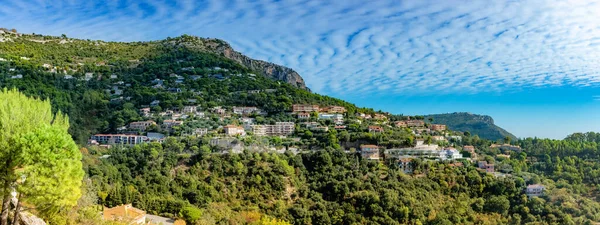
360, 145, 380, 160
439, 148, 463, 160
478, 161, 494, 173
373, 114, 387, 120
182, 106, 197, 114
150, 100, 160, 107
297, 112, 310, 119
233, 106, 265, 115
103, 204, 147, 224
395, 121, 407, 128
139, 108, 151, 117
398, 158, 413, 174
526, 184, 545, 197
224, 125, 246, 136
430, 124, 447, 131
368, 126, 384, 133
162, 120, 183, 130
128, 121, 156, 131
406, 120, 425, 127
193, 128, 208, 136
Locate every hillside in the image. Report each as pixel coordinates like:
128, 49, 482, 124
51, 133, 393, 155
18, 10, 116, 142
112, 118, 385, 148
425, 112, 517, 141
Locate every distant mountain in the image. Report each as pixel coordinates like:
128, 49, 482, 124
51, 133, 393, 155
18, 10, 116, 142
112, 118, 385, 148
425, 112, 516, 141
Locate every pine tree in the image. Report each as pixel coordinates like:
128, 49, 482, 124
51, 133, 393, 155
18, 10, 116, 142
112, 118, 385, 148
0, 89, 84, 225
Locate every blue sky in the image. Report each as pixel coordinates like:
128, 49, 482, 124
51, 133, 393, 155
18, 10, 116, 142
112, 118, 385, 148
1, 0, 599, 139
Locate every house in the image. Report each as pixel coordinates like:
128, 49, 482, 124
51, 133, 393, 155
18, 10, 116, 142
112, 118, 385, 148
193, 128, 208, 136
311, 126, 329, 132
167, 88, 182, 93
90, 134, 148, 145
368, 126, 384, 133
139, 108, 151, 117
360, 145, 380, 160
398, 158, 413, 174
292, 104, 320, 113
128, 121, 156, 131
224, 125, 246, 136
406, 120, 425, 127
373, 114, 387, 120
297, 112, 310, 119
526, 184, 545, 197
320, 106, 347, 113
162, 120, 183, 130
182, 106, 197, 114
395, 121, 407, 128
490, 144, 522, 151
252, 122, 295, 136
84, 72, 93, 81
432, 136, 446, 142
477, 161, 494, 173
318, 113, 343, 121
233, 106, 264, 115
439, 148, 463, 160
103, 204, 147, 224
463, 145, 477, 158
334, 125, 347, 130
146, 132, 166, 143
211, 107, 226, 115
150, 100, 160, 107
430, 124, 447, 131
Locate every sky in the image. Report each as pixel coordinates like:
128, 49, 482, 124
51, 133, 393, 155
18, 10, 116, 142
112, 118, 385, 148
1, 0, 599, 139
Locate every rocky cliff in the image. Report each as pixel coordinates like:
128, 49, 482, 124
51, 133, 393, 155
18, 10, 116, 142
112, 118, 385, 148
164, 36, 308, 90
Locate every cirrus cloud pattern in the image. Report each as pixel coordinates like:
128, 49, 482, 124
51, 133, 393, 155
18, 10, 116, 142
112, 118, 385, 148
1, 0, 600, 96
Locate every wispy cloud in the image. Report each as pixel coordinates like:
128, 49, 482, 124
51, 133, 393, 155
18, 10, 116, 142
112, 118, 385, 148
1, 0, 600, 96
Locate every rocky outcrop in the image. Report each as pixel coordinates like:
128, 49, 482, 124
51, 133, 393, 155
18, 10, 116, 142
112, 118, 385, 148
165, 36, 308, 90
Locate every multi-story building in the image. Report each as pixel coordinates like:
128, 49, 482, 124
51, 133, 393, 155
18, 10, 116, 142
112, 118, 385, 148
478, 161, 495, 173
406, 120, 425, 127
224, 125, 246, 136
252, 122, 295, 136
438, 148, 463, 160
430, 124, 447, 131
292, 104, 319, 113
128, 121, 156, 131
90, 134, 147, 145
360, 145, 380, 160
320, 106, 347, 113
398, 158, 413, 174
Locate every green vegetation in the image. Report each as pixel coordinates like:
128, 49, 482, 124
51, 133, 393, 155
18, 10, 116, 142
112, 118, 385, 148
0, 89, 84, 225
2, 31, 600, 225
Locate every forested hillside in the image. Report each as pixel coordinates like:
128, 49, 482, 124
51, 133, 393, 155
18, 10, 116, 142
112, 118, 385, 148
3, 30, 600, 225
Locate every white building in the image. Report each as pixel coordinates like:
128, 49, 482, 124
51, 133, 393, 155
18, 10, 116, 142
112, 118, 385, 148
526, 184, 545, 197
182, 106, 197, 114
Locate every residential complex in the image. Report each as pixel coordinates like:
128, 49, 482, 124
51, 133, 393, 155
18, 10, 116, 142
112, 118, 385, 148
90, 134, 148, 145
252, 122, 295, 136
292, 104, 320, 113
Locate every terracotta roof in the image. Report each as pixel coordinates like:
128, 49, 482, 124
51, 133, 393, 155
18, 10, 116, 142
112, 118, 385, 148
103, 204, 145, 222
360, 144, 379, 148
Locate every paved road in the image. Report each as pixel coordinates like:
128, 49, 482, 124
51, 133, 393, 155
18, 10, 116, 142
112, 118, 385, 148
146, 214, 176, 225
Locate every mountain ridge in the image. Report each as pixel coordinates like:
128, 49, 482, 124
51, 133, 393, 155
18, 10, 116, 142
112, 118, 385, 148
425, 112, 517, 141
